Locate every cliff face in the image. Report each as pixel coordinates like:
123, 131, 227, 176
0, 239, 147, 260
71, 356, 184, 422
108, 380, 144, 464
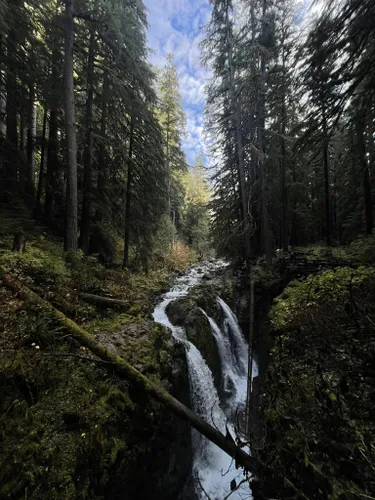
252, 267, 375, 500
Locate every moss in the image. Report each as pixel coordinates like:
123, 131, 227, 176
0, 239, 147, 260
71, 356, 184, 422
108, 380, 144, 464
0, 236, 71, 286
295, 234, 375, 266
256, 266, 375, 500
165, 279, 230, 389
185, 308, 221, 380
251, 260, 280, 289
270, 266, 375, 330
0, 298, 177, 499
85, 313, 137, 333
0, 249, 179, 499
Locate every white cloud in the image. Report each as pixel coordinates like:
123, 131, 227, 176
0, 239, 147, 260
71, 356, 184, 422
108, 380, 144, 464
144, 0, 211, 164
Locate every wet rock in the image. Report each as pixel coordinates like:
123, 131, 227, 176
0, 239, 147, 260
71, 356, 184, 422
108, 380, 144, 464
184, 308, 222, 389
152, 340, 193, 500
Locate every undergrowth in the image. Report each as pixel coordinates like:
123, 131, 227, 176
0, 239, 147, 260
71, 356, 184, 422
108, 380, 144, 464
255, 266, 375, 499
0, 230, 188, 499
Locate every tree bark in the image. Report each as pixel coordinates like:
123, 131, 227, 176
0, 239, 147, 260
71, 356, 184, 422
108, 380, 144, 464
79, 292, 128, 307
0, 35, 6, 137
63, 0, 78, 252
355, 113, 373, 235
280, 42, 289, 253
280, 132, 288, 252
95, 73, 109, 223
246, 278, 255, 435
259, 0, 272, 266
26, 84, 37, 196
44, 45, 60, 222
225, 3, 251, 263
80, 29, 96, 254
1, 271, 259, 475
322, 101, 331, 246
36, 108, 48, 216
44, 108, 59, 221
20, 110, 27, 154
6, 38, 18, 148
123, 118, 134, 268
5, 27, 18, 187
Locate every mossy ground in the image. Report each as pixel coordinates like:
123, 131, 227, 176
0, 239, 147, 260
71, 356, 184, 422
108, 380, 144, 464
0, 235, 180, 499
255, 266, 375, 499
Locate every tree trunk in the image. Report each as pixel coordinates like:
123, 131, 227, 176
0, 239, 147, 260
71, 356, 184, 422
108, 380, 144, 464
44, 45, 60, 222
63, 0, 78, 252
290, 158, 298, 246
26, 84, 37, 196
36, 108, 48, 216
6, 43, 18, 148
96, 73, 109, 223
0, 35, 6, 137
322, 101, 331, 246
20, 111, 27, 153
259, 0, 272, 266
44, 108, 59, 221
1, 271, 260, 475
225, 3, 251, 263
246, 278, 255, 435
323, 142, 331, 245
0, 84, 6, 136
166, 110, 171, 218
5, 28, 18, 187
80, 29, 96, 254
281, 101, 288, 252
79, 292, 128, 308
123, 118, 134, 268
356, 113, 373, 235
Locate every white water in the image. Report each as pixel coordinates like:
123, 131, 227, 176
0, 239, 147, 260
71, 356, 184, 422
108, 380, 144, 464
152, 263, 257, 499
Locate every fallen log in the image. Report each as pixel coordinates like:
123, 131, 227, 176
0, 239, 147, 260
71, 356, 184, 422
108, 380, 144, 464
79, 292, 128, 307
0, 272, 259, 474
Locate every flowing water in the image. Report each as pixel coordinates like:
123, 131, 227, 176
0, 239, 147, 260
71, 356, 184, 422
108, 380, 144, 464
152, 262, 258, 499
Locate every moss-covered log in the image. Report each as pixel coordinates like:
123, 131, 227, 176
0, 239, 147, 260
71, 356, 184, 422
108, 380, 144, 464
79, 292, 128, 307
0, 272, 259, 474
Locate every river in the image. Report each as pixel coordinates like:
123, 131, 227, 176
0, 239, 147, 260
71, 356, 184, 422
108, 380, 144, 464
152, 262, 258, 499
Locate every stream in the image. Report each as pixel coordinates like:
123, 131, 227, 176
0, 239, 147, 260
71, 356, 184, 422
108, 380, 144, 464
152, 262, 258, 499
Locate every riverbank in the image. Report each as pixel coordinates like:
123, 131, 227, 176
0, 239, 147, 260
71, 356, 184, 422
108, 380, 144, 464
0, 235, 196, 499
250, 245, 375, 499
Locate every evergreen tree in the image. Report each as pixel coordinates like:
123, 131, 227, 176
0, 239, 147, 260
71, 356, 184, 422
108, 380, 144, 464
157, 54, 188, 231
181, 153, 211, 257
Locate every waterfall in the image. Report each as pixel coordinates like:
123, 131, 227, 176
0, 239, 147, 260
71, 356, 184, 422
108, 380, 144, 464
217, 298, 249, 376
152, 263, 254, 500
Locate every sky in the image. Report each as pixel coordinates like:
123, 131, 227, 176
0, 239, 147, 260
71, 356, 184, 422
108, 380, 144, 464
143, 0, 211, 166
143, 0, 320, 166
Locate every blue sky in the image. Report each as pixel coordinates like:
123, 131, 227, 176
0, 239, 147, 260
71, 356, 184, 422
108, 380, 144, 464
143, 0, 318, 166
143, 0, 211, 165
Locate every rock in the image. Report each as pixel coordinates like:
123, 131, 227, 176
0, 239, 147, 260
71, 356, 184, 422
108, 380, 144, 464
185, 308, 222, 389
152, 339, 193, 500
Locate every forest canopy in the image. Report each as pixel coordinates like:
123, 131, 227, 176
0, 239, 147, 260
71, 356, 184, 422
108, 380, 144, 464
0, 0, 211, 270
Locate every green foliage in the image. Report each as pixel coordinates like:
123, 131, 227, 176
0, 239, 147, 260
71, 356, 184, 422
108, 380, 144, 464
0, 237, 70, 286
180, 156, 212, 259
153, 214, 177, 252
340, 234, 375, 265
0, 260, 176, 499
91, 222, 121, 265
259, 266, 375, 499
270, 266, 375, 330
251, 259, 280, 289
